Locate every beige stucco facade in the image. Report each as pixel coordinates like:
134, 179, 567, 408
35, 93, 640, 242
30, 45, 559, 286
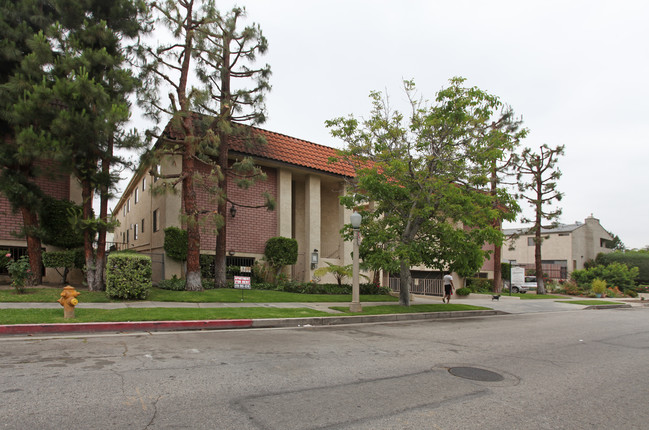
112, 155, 357, 284
502, 216, 614, 275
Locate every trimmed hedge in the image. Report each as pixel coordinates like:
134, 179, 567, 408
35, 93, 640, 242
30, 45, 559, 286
164, 227, 187, 261
264, 237, 298, 273
106, 253, 152, 300
251, 282, 391, 295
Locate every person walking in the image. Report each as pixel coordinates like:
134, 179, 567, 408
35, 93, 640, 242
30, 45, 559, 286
443, 272, 454, 303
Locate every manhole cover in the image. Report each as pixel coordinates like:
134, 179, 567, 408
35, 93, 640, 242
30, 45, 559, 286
448, 367, 504, 382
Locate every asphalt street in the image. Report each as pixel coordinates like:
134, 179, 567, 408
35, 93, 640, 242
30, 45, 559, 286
1, 304, 648, 429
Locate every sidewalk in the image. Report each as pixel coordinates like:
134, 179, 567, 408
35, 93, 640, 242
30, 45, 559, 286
0, 293, 642, 337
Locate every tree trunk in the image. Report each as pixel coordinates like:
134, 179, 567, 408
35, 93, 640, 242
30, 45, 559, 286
535, 229, 546, 294
399, 260, 411, 306
214, 38, 232, 289
95, 146, 111, 291
182, 134, 203, 291
20, 207, 42, 285
81, 179, 100, 291
493, 244, 502, 293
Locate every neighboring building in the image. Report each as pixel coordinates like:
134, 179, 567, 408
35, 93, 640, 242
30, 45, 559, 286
0, 161, 83, 283
112, 126, 360, 284
502, 215, 615, 279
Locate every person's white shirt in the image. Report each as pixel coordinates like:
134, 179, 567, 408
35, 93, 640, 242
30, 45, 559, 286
443, 274, 453, 286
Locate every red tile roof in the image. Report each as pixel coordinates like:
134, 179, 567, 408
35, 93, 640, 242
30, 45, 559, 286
230, 127, 356, 177
163, 118, 356, 177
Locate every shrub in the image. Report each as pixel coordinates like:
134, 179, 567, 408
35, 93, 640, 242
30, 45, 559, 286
4, 254, 32, 293
456, 287, 471, 296
164, 227, 187, 261
560, 280, 582, 296
466, 277, 493, 293
626, 289, 638, 298
200, 254, 214, 279
42, 250, 76, 283
570, 262, 638, 292
597, 251, 649, 284
606, 287, 622, 298
106, 253, 152, 300
264, 237, 298, 281
591, 278, 607, 295
158, 275, 185, 291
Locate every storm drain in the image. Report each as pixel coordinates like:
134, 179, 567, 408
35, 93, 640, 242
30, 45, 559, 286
448, 367, 504, 382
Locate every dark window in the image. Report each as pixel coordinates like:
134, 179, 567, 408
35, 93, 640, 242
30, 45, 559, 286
141, 219, 145, 234
153, 209, 159, 232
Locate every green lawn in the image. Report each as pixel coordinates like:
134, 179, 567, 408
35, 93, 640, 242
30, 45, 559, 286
0, 303, 494, 325
555, 300, 623, 306
0, 307, 332, 325
0, 287, 399, 304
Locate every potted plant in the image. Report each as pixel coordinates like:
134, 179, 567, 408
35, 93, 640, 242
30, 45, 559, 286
591, 278, 607, 298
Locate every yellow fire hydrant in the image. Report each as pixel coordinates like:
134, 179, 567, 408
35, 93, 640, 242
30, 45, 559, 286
58, 286, 80, 319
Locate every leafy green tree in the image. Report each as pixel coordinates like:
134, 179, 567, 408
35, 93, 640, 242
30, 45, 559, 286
516, 144, 565, 294
327, 78, 521, 306
137, 1, 271, 290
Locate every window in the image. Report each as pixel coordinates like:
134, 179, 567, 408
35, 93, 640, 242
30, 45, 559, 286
527, 237, 535, 246
153, 165, 160, 182
123, 205, 126, 217
127, 199, 130, 213
126, 230, 129, 244
153, 209, 159, 232
142, 177, 146, 191
558, 233, 569, 237
134, 187, 139, 204
141, 219, 145, 234
134, 223, 138, 240
122, 232, 125, 243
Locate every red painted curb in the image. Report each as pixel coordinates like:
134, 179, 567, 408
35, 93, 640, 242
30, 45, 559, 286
0, 319, 254, 336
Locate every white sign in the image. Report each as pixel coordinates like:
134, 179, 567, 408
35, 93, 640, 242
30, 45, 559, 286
233, 276, 251, 289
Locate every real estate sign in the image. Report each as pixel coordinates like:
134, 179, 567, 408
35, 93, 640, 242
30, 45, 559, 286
234, 276, 251, 290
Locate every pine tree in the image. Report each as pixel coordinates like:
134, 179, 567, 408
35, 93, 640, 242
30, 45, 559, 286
137, 1, 271, 290
8, 0, 148, 290
517, 144, 565, 294
0, 0, 58, 284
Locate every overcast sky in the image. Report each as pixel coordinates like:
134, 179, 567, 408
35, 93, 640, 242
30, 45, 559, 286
124, 0, 649, 249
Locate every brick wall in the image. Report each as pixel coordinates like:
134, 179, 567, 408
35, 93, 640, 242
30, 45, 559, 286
0, 160, 70, 241
194, 162, 278, 254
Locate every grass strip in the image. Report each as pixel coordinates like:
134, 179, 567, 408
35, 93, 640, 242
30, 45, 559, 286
0, 287, 399, 304
330, 303, 490, 315
0, 307, 332, 325
555, 300, 623, 306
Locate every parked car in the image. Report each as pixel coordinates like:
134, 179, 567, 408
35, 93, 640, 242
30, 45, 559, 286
511, 275, 537, 293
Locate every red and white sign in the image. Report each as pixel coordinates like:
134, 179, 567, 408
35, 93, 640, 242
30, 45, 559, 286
233, 276, 251, 289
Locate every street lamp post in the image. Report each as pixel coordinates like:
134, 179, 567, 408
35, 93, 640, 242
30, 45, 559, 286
350, 211, 362, 312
